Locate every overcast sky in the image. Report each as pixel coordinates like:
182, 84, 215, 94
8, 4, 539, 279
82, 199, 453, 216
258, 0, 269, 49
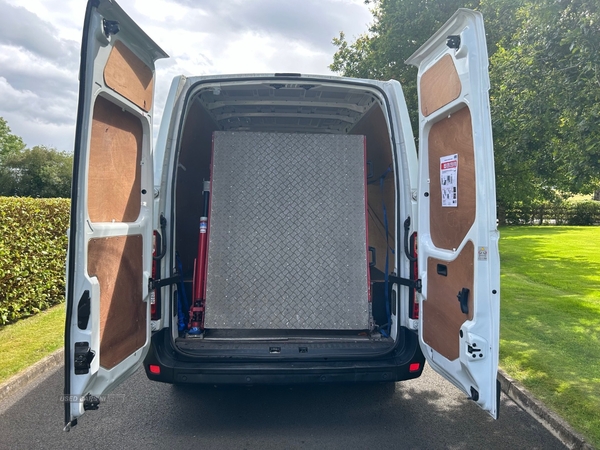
0, 0, 373, 152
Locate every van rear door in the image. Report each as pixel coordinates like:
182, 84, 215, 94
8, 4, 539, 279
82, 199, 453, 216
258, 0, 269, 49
406, 9, 501, 418
64, 0, 167, 429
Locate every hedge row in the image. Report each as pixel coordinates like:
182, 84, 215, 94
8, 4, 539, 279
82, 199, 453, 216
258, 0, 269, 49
499, 200, 600, 225
0, 197, 70, 325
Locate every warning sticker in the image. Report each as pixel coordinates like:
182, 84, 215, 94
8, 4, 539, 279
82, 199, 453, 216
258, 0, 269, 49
440, 154, 458, 207
478, 246, 488, 261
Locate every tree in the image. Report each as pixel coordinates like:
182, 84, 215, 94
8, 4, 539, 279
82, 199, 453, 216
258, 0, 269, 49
0, 146, 73, 198
331, 0, 480, 134
330, 0, 600, 208
0, 117, 25, 159
489, 0, 600, 207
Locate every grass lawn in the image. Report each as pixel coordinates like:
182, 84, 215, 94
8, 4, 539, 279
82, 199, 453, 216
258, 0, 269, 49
500, 226, 600, 447
0, 302, 65, 384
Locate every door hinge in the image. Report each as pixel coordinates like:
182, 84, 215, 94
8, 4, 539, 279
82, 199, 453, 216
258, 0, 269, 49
149, 274, 181, 290
446, 35, 461, 49
83, 394, 100, 411
103, 19, 120, 37
74, 342, 95, 375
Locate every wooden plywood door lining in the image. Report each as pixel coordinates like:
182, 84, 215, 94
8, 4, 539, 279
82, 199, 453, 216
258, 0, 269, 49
423, 241, 474, 361
88, 235, 146, 370
104, 40, 154, 112
420, 54, 461, 117
427, 106, 476, 251
88, 96, 142, 223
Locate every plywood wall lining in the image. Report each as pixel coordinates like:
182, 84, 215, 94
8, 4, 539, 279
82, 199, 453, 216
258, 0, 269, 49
104, 40, 154, 112
88, 96, 142, 223
427, 106, 476, 250
351, 105, 395, 273
88, 235, 146, 370
423, 241, 474, 361
367, 179, 396, 273
420, 54, 461, 117
175, 100, 220, 278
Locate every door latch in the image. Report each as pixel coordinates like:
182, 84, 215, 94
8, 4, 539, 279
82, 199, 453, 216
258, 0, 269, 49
74, 342, 95, 375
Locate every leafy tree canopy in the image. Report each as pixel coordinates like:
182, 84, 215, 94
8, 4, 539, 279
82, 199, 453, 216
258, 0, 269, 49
0, 117, 25, 159
330, 0, 600, 208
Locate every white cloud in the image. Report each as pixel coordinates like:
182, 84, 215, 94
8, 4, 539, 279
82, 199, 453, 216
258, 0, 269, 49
0, 77, 75, 150
0, 0, 372, 152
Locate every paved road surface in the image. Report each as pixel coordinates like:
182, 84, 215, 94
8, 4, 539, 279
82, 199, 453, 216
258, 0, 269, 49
0, 364, 565, 449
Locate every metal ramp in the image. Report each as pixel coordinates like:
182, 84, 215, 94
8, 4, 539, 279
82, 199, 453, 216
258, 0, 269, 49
204, 131, 370, 330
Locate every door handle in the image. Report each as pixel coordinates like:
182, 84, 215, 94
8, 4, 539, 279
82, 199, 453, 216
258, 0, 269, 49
457, 287, 469, 315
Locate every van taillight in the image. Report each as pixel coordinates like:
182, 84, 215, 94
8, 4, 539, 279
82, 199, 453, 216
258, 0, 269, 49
151, 230, 161, 320
409, 232, 419, 320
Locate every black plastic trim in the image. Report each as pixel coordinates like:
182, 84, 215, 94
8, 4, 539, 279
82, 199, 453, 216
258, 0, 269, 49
144, 328, 425, 385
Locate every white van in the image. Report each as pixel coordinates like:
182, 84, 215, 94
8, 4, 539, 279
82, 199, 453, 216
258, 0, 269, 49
64, 0, 500, 430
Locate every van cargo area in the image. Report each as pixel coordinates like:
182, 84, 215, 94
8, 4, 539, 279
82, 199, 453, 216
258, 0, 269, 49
66, 6, 500, 426
171, 79, 400, 357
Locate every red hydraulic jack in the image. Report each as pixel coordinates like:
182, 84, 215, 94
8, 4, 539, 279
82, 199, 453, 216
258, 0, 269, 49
188, 181, 210, 335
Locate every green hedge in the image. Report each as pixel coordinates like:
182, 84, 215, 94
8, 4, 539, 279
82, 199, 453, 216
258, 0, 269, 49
0, 197, 70, 325
499, 200, 600, 225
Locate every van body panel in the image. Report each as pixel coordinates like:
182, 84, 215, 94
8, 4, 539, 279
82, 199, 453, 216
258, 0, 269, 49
64, 0, 167, 429
407, 9, 500, 418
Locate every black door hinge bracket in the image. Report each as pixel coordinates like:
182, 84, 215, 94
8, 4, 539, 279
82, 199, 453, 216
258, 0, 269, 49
83, 394, 100, 411
103, 19, 120, 37
150, 274, 181, 290
446, 35, 461, 49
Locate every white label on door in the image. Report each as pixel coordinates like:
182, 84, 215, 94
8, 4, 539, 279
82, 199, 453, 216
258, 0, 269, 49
440, 153, 458, 207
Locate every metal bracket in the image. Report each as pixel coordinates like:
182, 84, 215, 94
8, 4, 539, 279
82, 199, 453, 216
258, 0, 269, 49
388, 272, 421, 293
149, 274, 181, 290
370, 268, 422, 293
446, 35, 461, 49
103, 19, 120, 37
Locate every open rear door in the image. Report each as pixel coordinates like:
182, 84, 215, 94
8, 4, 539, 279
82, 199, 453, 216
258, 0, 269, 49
406, 9, 500, 418
64, 0, 167, 430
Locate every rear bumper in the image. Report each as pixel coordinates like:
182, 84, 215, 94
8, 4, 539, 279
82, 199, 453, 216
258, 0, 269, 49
143, 328, 425, 385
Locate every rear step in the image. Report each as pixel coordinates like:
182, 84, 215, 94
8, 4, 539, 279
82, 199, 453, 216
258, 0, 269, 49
175, 336, 394, 358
